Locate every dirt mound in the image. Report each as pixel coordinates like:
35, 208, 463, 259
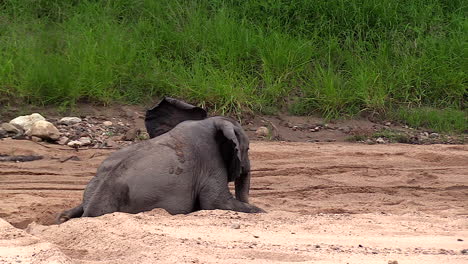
0, 139, 467, 263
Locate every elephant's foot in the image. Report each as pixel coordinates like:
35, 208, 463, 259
211, 197, 266, 214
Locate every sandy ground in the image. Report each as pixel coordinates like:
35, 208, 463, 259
0, 138, 467, 263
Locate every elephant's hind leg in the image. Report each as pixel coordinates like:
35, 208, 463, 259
56, 204, 84, 224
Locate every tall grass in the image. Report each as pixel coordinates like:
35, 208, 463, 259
0, 0, 466, 129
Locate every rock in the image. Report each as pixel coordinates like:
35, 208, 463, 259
387, 260, 398, 264
59, 117, 82, 125
457, 238, 464, 241
255, 126, 269, 137
461, 249, 468, 255
9, 113, 45, 131
138, 132, 149, 140
338, 126, 352, 133
0, 127, 6, 138
26, 120, 60, 141
385, 122, 392, 126
104, 139, 117, 148
1, 123, 22, 134
30, 136, 42, 142
230, 223, 241, 229
78, 137, 92, 146
67, 140, 83, 148
309, 128, 317, 132
103, 121, 113, 127
292, 126, 298, 131
57, 136, 69, 145
430, 133, 439, 138
376, 137, 386, 144
123, 128, 139, 141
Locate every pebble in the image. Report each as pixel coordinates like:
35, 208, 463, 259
230, 223, 240, 229
388, 261, 398, 264
59, 117, 82, 125
255, 126, 269, 137
123, 128, 139, 141
78, 137, 92, 146
103, 121, 113, 127
67, 140, 83, 148
376, 137, 386, 144
57, 137, 69, 145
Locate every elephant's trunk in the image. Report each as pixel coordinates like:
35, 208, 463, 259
235, 172, 251, 203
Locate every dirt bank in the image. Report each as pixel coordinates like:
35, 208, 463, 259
0, 139, 467, 263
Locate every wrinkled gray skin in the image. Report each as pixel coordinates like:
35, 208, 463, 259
57, 107, 264, 223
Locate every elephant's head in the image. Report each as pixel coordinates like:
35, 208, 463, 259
145, 97, 252, 203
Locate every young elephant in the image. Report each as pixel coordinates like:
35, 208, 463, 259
57, 98, 264, 223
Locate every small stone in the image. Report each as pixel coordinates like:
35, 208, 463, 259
67, 140, 83, 148
103, 121, 113, 127
422, 132, 429, 138
57, 137, 69, 145
457, 238, 464, 241
385, 122, 392, 126
78, 137, 92, 146
104, 139, 117, 147
292, 126, 298, 131
430, 133, 439, 138
309, 128, 316, 132
338, 126, 352, 133
253, 235, 259, 238
376, 137, 386, 144
26, 120, 60, 141
388, 261, 398, 264
461, 249, 468, 255
9, 113, 45, 131
123, 128, 140, 141
0, 127, 6, 138
30, 136, 42, 142
138, 132, 149, 140
230, 223, 240, 229
59, 117, 82, 125
314, 245, 320, 248
1, 123, 22, 134
255, 126, 269, 137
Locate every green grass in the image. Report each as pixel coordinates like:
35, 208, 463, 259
394, 107, 467, 133
0, 0, 466, 131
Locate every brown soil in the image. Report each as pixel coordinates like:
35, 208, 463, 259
0, 139, 467, 263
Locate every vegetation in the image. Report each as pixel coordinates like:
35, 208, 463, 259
0, 0, 466, 131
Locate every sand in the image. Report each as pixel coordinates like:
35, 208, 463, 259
0, 139, 467, 263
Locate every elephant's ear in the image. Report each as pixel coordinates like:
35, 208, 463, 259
145, 97, 207, 138
214, 119, 243, 182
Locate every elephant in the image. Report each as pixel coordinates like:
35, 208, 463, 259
57, 97, 264, 224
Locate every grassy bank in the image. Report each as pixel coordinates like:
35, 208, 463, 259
0, 0, 466, 131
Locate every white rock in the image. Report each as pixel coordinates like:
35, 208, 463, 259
57, 136, 69, 145
26, 120, 60, 141
103, 121, 113, 127
255, 126, 269, 137
9, 113, 45, 131
1, 123, 22, 134
376, 137, 386, 144
78, 137, 92, 146
59, 117, 82, 125
67, 140, 83, 148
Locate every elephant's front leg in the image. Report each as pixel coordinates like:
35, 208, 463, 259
198, 175, 265, 213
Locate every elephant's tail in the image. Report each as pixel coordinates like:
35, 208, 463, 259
56, 204, 84, 224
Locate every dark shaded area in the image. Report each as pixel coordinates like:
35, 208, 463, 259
0, 155, 43, 162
